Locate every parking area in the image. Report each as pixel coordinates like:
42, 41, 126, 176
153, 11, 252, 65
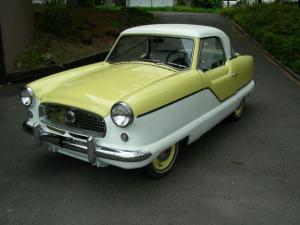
0, 13, 299, 225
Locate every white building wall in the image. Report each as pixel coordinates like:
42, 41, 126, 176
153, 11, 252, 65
223, 0, 280, 7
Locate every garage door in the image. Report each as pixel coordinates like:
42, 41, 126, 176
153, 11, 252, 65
152, 0, 174, 7
128, 0, 151, 7
128, 0, 174, 7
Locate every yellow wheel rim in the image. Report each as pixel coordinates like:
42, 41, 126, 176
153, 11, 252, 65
235, 99, 244, 117
152, 144, 176, 172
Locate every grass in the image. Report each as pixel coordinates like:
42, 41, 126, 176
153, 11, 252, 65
94, 5, 123, 12
15, 6, 153, 71
222, 3, 300, 74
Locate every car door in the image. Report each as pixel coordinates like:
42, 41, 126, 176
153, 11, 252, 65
198, 37, 236, 102
227, 54, 254, 91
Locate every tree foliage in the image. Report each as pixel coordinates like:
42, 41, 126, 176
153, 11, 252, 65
222, 3, 300, 73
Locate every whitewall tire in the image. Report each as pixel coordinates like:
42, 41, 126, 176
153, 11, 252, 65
146, 143, 179, 179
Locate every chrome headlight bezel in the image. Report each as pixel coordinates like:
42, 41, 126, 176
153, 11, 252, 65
20, 87, 35, 107
111, 102, 134, 128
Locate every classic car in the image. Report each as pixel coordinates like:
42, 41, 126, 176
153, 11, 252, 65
21, 24, 255, 178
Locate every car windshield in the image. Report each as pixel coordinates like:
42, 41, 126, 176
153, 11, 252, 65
107, 36, 194, 70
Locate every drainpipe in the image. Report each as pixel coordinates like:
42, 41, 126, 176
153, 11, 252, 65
0, 22, 6, 84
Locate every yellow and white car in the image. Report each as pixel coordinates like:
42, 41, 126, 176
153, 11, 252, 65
21, 24, 255, 178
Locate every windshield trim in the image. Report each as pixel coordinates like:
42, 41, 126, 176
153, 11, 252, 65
105, 34, 196, 71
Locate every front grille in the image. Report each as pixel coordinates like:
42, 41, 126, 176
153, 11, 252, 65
39, 104, 106, 137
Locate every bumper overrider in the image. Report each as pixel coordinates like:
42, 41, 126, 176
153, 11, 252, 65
23, 121, 152, 165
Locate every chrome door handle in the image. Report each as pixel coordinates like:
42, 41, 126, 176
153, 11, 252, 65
232, 72, 239, 77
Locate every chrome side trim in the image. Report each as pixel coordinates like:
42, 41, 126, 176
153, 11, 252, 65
95, 147, 152, 162
40, 118, 104, 138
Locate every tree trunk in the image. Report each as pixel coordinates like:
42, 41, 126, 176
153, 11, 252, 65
0, 0, 34, 73
0, 23, 6, 84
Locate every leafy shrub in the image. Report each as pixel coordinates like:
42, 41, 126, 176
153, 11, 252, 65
119, 7, 153, 30
222, 3, 300, 74
192, 0, 223, 8
82, 0, 95, 8
38, 0, 72, 35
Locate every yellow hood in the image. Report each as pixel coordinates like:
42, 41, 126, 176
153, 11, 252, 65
28, 62, 177, 117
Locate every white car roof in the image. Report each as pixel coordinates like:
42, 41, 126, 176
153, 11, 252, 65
121, 24, 232, 59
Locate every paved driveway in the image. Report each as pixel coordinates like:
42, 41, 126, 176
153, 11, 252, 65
0, 13, 299, 225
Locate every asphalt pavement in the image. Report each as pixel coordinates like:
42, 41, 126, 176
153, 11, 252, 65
0, 13, 299, 225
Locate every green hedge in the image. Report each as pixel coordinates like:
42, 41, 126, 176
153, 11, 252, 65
35, 0, 72, 35
222, 3, 300, 74
192, 0, 223, 8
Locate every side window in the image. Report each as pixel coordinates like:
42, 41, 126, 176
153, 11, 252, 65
198, 37, 227, 71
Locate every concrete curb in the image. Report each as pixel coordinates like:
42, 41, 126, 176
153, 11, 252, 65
6, 51, 109, 83
228, 17, 300, 81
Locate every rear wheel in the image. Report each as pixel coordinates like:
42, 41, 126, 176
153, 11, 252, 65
230, 98, 245, 120
146, 143, 179, 179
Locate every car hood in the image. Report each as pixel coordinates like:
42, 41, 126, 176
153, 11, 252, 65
29, 62, 177, 117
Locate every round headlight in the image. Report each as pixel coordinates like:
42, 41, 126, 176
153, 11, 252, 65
20, 87, 35, 107
111, 102, 134, 127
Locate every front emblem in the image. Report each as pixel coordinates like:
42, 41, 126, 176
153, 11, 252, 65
65, 110, 75, 123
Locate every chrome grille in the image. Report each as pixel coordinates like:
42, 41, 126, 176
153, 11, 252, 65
39, 104, 106, 137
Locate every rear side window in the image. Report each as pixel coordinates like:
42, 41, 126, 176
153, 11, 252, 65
198, 37, 226, 71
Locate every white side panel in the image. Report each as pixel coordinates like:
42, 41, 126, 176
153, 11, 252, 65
95, 80, 255, 169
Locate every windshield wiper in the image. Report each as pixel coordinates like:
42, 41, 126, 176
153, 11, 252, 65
125, 59, 188, 70
140, 59, 188, 69
139, 58, 162, 63
166, 62, 188, 69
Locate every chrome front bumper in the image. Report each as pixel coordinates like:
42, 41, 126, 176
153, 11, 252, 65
23, 122, 151, 163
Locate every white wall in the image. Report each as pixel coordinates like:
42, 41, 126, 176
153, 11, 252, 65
32, 0, 68, 4
223, 0, 239, 7
244, 0, 278, 5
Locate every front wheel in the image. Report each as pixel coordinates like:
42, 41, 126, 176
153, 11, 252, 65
146, 143, 179, 179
